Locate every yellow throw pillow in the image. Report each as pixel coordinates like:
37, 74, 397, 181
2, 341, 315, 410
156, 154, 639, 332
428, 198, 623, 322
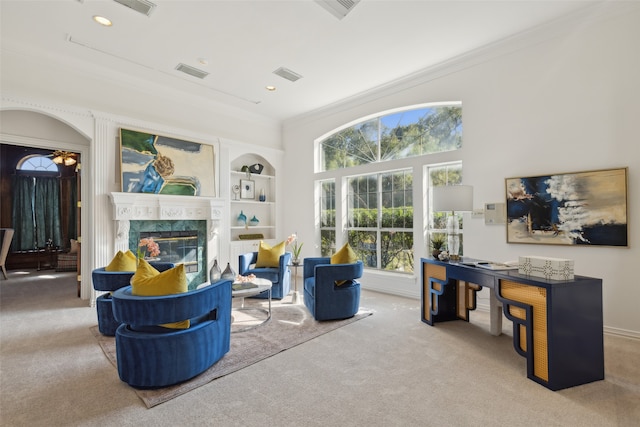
331, 243, 358, 286
255, 240, 286, 268
331, 242, 357, 265
104, 250, 138, 272
131, 259, 189, 329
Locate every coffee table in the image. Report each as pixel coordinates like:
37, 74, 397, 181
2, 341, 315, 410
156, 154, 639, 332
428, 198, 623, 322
230, 278, 272, 332
197, 278, 272, 332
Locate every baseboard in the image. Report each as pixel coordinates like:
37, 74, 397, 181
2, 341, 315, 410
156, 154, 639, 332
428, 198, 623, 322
603, 326, 640, 340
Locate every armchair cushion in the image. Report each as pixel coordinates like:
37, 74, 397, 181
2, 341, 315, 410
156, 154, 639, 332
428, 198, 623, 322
255, 240, 285, 268
330, 243, 357, 285
105, 250, 137, 272
331, 242, 357, 265
69, 238, 80, 254
130, 260, 189, 329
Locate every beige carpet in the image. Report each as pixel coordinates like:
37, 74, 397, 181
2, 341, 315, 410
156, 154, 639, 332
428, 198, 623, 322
91, 304, 372, 408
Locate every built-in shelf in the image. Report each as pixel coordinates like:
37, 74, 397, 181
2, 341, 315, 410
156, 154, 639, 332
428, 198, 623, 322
229, 154, 276, 245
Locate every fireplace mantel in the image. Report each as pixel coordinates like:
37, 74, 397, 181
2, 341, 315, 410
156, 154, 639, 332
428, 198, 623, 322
109, 193, 225, 273
109, 192, 224, 221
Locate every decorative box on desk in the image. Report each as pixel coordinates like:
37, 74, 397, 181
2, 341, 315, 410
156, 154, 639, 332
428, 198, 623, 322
518, 256, 574, 280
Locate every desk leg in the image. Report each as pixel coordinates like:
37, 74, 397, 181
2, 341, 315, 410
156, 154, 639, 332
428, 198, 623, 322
489, 287, 503, 336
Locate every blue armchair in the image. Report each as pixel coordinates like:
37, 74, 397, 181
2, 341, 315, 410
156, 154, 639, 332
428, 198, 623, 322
303, 258, 364, 321
238, 251, 292, 299
92, 262, 174, 336
111, 279, 232, 389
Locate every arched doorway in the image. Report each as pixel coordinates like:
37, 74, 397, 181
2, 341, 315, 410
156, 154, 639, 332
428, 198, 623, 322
0, 110, 91, 300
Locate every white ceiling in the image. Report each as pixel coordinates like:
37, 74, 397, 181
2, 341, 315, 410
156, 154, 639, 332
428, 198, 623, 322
1, 0, 602, 123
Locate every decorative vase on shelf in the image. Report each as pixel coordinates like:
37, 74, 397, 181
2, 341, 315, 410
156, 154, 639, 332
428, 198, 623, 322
292, 258, 300, 266
237, 210, 247, 226
249, 215, 259, 226
259, 188, 266, 202
221, 262, 236, 281
209, 259, 221, 282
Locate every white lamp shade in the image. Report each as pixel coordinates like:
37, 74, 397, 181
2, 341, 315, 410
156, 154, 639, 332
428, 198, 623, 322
432, 185, 473, 212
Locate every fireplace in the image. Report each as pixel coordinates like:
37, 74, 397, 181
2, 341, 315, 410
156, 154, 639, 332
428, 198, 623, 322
129, 220, 208, 286
139, 230, 199, 273
109, 192, 224, 290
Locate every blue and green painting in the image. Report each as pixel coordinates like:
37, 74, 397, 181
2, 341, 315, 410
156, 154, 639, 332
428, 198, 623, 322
120, 128, 215, 197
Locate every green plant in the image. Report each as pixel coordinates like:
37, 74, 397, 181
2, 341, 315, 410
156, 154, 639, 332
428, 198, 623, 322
430, 234, 446, 251
285, 233, 303, 260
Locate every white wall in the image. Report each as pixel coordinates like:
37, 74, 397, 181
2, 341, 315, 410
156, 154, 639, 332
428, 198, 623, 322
282, 4, 640, 337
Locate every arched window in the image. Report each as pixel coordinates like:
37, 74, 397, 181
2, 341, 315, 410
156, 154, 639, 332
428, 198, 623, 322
316, 102, 464, 275
318, 104, 462, 172
17, 155, 59, 173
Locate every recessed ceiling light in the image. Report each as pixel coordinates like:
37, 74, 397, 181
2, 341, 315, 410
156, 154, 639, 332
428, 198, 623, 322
265, 86, 276, 92
93, 15, 113, 26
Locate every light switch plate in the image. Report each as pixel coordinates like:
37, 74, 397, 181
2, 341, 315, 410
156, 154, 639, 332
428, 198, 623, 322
471, 209, 484, 219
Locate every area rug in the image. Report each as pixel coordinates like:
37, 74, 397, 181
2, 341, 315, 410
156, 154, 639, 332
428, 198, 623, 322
91, 303, 372, 408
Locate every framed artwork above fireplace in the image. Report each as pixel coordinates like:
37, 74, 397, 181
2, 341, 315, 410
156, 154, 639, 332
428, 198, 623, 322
119, 128, 217, 197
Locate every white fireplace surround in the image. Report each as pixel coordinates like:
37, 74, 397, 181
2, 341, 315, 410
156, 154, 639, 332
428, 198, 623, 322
109, 192, 224, 264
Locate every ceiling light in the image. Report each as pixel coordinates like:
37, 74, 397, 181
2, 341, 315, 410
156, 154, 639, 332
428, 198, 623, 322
51, 151, 77, 166
197, 58, 209, 66
93, 15, 113, 26
266, 86, 276, 92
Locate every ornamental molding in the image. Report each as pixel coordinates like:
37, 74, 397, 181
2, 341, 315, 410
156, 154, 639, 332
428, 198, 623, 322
110, 192, 224, 221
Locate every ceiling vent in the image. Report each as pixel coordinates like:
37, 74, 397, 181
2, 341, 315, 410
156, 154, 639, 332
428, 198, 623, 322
273, 67, 303, 83
175, 63, 209, 79
113, 0, 157, 17
314, 0, 360, 20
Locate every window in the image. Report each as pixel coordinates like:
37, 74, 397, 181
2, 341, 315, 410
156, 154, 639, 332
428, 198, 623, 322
319, 179, 335, 256
319, 105, 462, 172
427, 162, 464, 255
347, 170, 413, 272
17, 155, 59, 173
316, 102, 463, 275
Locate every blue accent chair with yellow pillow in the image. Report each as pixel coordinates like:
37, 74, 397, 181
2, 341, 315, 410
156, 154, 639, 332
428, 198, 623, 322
111, 279, 232, 389
303, 259, 364, 321
92, 259, 174, 336
238, 242, 292, 299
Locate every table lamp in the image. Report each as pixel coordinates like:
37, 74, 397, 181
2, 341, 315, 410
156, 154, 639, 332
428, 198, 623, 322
432, 185, 473, 260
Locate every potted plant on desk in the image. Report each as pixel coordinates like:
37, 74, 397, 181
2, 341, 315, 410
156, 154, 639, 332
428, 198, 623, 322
430, 234, 446, 259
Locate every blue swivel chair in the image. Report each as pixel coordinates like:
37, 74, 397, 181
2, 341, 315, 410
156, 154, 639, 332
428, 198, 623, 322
111, 279, 232, 389
238, 251, 292, 299
92, 262, 174, 336
303, 258, 364, 321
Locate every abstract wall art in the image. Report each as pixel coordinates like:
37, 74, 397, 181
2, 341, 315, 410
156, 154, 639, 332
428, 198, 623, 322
120, 128, 216, 197
505, 167, 628, 246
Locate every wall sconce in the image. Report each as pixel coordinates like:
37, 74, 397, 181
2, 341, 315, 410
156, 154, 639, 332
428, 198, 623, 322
432, 185, 473, 260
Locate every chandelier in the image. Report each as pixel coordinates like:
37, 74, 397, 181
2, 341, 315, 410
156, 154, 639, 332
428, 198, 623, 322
51, 150, 77, 166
